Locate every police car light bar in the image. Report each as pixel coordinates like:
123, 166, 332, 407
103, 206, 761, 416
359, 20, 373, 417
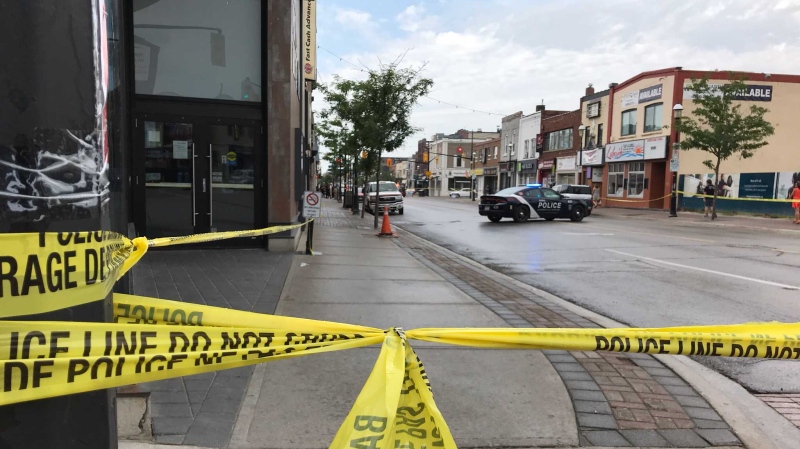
526, 183, 542, 187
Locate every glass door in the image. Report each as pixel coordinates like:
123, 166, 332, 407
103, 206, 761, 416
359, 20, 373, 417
209, 124, 255, 232
139, 120, 209, 238
134, 117, 261, 241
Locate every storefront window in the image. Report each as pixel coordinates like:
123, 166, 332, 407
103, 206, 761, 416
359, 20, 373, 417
607, 163, 625, 196
628, 162, 645, 197
644, 103, 663, 133
133, 0, 261, 101
621, 110, 636, 136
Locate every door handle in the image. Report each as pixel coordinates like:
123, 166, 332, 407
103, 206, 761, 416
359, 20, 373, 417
193, 144, 198, 226
203, 178, 207, 193
208, 145, 213, 224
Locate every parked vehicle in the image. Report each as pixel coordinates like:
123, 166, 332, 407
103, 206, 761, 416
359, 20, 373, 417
449, 188, 472, 198
478, 185, 589, 223
364, 181, 404, 215
551, 184, 594, 215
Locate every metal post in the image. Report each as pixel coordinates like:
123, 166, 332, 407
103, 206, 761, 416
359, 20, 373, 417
670, 130, 680, 217
0, 1, 123, 447
471, 131, 476, 201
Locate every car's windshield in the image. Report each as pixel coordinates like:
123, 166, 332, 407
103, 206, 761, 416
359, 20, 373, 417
493, 187, 524, 196
368, 182, 399, 192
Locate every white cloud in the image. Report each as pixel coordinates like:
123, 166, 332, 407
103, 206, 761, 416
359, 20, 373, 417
335, 8, 376, 31
318, 0, 800, 163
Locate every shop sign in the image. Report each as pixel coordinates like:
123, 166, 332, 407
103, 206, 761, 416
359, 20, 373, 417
519, 160, 537, 172
591, 167, 604, 182
538, 159, 554, 170
621, 91, 639, 107
638, 84, 662, 103
683, 83, 773, 102
644, 136, 668, 160
499, 162, 510, 173
556, 156, 576, 171
605, 140, 644, 162
580, 148, 603, 166
483, 167, 498, 176
738, 173, 776, 199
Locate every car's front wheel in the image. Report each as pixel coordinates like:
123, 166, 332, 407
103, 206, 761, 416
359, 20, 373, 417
570, 206, 585, 222
513, 206, 530, 223
399, 208, 404, 215
488, 215, 502, 223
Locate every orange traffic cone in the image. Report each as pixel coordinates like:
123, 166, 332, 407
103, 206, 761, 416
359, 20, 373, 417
377, 206, 397, 237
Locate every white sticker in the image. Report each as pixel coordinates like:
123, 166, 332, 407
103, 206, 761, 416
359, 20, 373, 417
173, 140, 189, 159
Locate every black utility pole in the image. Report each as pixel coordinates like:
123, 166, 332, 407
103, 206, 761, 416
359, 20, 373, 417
471, 131, 476, 201
670, 104, 683, 217
0, 2, 125, 447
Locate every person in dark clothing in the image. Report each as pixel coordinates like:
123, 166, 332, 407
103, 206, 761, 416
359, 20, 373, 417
703, 179, 715, 217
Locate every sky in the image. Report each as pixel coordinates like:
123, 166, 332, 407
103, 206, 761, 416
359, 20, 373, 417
316, 0, 800, 172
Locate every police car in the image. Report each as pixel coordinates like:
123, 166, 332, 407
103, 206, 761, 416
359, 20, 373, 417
478, 184, 590, 223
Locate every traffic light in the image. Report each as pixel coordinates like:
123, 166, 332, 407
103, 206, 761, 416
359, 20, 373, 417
423, 153, 429, 163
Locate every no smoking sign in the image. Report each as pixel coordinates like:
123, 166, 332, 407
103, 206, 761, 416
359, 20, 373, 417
303, 191, 321, 218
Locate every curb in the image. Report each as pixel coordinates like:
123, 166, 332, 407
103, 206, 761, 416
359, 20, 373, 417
594, 212, 800, 235
394, 225, 800, 449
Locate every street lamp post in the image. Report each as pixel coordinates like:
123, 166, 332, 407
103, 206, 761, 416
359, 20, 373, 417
471, 130, 476, 201
670, 104, 683, 217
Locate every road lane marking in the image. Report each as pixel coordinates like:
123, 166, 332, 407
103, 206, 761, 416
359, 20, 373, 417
561, 232, 615, 236
606, 249, 800, 291
583, 224, 717, 243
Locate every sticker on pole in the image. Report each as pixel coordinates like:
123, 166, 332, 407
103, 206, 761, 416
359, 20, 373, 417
670, 158, 680, 172
303, 191, 321, 218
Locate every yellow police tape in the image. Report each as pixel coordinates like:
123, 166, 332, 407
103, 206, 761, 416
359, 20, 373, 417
677, 191, 800, 203
5, 293, 799, 448
3, 223, 800, 449
0, 222, 308, 318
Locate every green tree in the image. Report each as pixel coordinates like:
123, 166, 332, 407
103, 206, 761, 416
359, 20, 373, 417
320, 61, 432, 227
676, 76, 775, 219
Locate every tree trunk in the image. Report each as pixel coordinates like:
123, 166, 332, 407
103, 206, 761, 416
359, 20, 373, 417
374, 149, 382, 228
712, 161, 720, 220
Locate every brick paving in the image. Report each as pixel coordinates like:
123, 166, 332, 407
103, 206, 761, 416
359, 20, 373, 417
755, 394, 800, 428
392, 227, 742, 447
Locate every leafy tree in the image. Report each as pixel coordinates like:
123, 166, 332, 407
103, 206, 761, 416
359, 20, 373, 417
676, 76, 775, 219
319, 61, 432, 226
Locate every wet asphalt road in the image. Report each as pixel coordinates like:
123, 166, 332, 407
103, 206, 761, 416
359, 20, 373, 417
392, 195, 800, 393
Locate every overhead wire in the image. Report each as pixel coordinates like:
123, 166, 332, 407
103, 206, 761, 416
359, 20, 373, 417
317, 45, 508, 117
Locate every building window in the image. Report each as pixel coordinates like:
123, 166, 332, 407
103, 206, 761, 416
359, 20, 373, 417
596, 124, 604, 146
546, 128, 573, 151
587, 102, 600, 118
511, 132, 516, 155
524, 139, 529, 158
628, 162, 645, 197
643, 103, 663, 133
621, 109, 636, 136
456, 154, 462, 167
494, 146, 498, 158
607, 162, 625, 196
133, 0, 262, 101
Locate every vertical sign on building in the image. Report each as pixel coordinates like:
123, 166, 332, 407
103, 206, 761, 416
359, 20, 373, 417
303, 0, 317, 81
291, 0, 301, 100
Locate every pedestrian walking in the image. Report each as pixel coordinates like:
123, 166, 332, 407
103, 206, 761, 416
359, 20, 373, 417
703, 179, 715, 217
592, 185, 601, 208
790, 180, 800, 224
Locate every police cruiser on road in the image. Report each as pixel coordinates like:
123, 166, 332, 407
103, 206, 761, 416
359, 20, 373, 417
478, 184, 590, 223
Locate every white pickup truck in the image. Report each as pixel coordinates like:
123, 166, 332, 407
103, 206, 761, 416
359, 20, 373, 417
364, 181, 404, 215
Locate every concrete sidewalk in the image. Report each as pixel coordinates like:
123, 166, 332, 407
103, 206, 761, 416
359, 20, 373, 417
228, 219, 578, 448
120, 198, 800, 448
592, 206, 800, 235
